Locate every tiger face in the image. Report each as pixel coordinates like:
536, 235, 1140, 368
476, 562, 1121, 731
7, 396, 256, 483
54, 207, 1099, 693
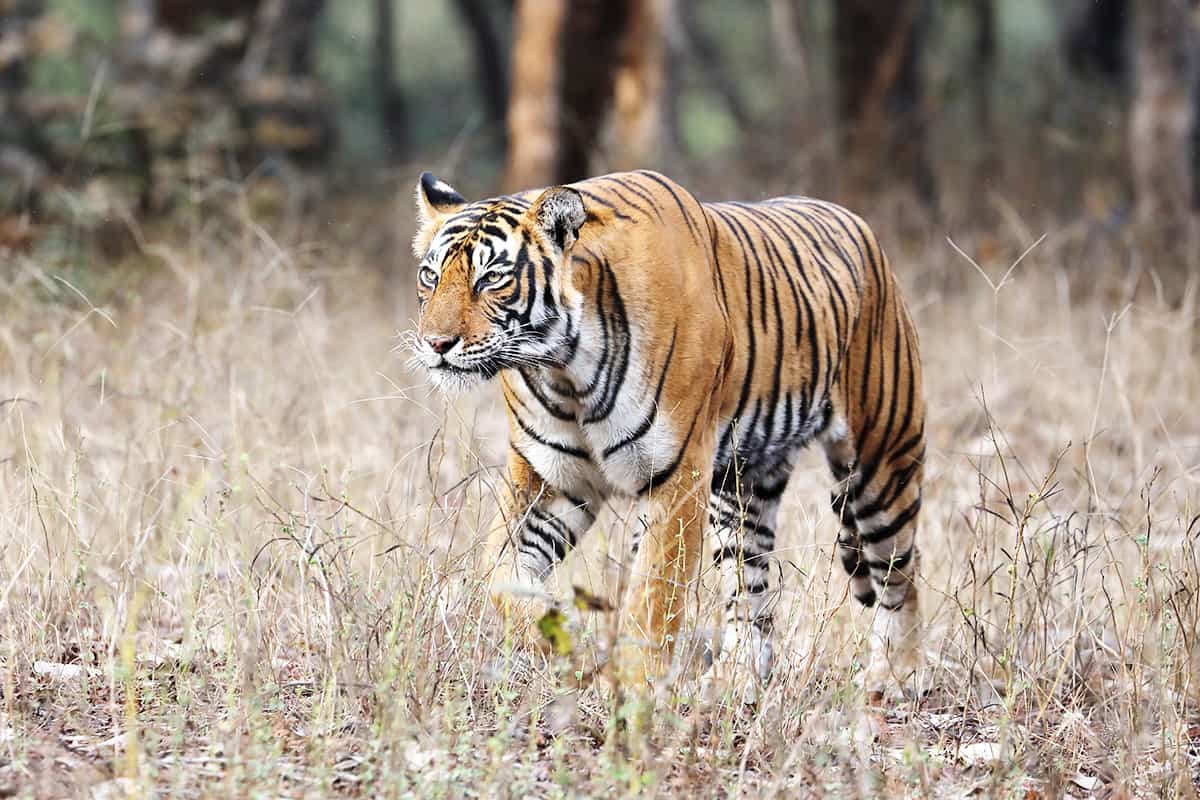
409, 172, 587, 392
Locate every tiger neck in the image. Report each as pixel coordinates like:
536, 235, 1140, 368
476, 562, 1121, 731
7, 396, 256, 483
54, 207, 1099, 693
522, 263, 632, 421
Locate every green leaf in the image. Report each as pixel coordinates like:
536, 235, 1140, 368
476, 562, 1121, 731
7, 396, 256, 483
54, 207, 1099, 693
537, 608, 572, 656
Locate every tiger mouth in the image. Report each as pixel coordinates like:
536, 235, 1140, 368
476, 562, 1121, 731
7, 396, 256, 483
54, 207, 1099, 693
429, 359, 501, 379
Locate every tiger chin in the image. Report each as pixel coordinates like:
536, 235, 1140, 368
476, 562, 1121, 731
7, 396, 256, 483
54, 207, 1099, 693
408, 169, 927, 706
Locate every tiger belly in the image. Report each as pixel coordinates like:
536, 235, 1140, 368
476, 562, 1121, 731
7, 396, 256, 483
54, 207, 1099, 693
713, 392, 832, 478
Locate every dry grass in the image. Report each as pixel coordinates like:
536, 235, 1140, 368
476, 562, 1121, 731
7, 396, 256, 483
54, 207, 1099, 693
2, 181, 1200, 799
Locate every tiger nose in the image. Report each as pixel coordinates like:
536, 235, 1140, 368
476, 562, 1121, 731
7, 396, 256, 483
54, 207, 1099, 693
425, 335, 459, 355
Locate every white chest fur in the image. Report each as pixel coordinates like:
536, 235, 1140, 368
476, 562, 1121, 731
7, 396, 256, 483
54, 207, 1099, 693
503, 342, 683, 499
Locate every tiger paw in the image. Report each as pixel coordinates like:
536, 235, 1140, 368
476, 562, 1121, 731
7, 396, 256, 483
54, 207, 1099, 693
862, 602, 923, 703
611, 640, 663, 690
698, 625, 772, 708
489, 587, 555, 653
861, 642, 923, 704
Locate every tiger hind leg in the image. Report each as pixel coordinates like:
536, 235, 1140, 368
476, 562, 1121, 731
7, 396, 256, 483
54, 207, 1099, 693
823, 416, 924, 699
699, 459, 791, 705
827, 432, 876, 607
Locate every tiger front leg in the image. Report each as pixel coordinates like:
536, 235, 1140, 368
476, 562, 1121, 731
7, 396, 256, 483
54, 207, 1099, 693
483, 451, 595, 652
483, 514, 553, 653
613, 456, 711, 692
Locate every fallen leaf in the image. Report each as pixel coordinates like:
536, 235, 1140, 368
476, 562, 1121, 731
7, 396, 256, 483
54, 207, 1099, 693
537, 608, 572, 656
571, 585, 614, 612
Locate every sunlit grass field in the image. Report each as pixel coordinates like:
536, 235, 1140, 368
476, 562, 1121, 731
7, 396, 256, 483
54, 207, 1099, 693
2, 178, 1199, 798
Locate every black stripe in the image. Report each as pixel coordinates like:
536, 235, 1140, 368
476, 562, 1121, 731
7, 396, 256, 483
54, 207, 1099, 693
866, 546, 913, 573
713, 544, 739, 564
708, 206, 758, 458
530, 507, 577, 547
582, 261, 631, 423
840, 551, 871, 578
505, 397, 589, 459
603, 325, 678, 457
518, 369, 577, 422
520, 530, 558, 566
751, 478, 789, 501
636, 411, 701, 496
860, 495, 922, 545
635, 171, 702, 242
575, 188, 634, 221
525, 521, 568, 562
853, 456, 921, 520
605, 175, 665, 221
590, 177, 656, 221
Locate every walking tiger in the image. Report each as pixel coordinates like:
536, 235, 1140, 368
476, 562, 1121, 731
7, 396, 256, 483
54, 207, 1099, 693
409, 169, 925, 701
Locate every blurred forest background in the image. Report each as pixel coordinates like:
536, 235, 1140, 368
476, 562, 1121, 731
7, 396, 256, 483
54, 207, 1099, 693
0, 0, 1197, 265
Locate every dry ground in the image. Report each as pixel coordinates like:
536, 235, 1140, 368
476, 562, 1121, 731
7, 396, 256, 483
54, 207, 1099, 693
2, 183, 1200, 798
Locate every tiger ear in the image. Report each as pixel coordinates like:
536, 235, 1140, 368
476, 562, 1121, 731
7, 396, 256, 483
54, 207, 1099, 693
529, 186, 587, 254
413, 171, 467, 255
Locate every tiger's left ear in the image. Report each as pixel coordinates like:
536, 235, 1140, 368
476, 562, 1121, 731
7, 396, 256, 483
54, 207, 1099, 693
413, 171, 467, 256
530, 186, 587, 254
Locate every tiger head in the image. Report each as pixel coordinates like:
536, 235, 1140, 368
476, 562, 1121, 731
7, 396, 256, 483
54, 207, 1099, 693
409, 172, 588, 392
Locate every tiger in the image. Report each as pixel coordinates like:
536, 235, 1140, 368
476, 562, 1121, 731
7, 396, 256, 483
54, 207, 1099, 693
409, 169, 926, 702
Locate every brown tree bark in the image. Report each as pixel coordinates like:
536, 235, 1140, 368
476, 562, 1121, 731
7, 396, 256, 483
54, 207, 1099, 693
240, 0, 326, 79
610, 0, 671, 170
769, 0, 808, 89
833, 0, 936, 210
769, 0, 816, 151
503, 0, 567, 191
1129, 0, 1198, 246
0, 0, 51, 211
504, 0, 670, 189
235, 0, 334, 163
557, 0, 630, 182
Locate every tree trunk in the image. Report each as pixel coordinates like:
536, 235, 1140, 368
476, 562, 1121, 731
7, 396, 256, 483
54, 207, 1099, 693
503, 0, 567, 191
557, 0, 630, 182
661, 3, 686, 158
1129, 0, 1197, 247
0, 0, 51, 211
451, 0, 510, 146
610, 0, 670, 170
770, 0, 807, 89
769, 0, 814, 150
1063, 0, 1129, 80
503, 0, 668, 187
373, 0, 407, 158
237, 0, 334, 164
971, 0, 996, 135
833, 0, 936, 209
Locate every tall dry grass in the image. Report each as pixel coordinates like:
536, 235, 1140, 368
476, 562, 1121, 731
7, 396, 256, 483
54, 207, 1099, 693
1, 181, 1199, 798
